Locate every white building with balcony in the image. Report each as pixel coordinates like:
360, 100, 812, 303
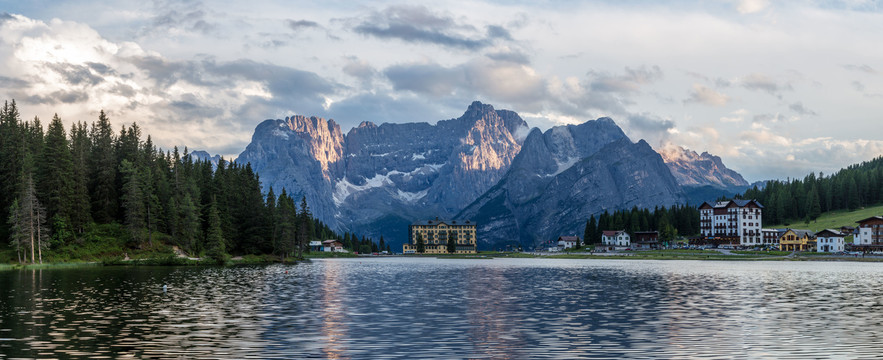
699, 199, 763, 246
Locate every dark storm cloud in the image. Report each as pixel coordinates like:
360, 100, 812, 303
209, 59, 337, 99
326, 92, 453, 132
351, 5, 513, 50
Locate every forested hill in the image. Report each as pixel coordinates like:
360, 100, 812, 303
739, 156, 883, 226
0, 100, 371, 264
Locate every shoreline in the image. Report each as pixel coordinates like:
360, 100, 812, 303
4, 250, 882, 270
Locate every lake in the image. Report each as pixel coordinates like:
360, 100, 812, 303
2, 258, 883, 358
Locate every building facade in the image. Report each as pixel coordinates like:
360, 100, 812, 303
403, 219, 477, 254
815, 229, 845, 253
557, 236, 579, 250
601, 230, 630, 248
854, 216, 883, 246
632, 231, 660, 249
778, 229, 816, 252
699, 199, 763, 246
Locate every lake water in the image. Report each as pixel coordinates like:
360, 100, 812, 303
2, 258, 883, 358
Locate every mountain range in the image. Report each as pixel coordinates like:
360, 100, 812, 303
234, 101, 748, 250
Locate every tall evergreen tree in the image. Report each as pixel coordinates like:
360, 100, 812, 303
205, 196, 228, 263
120, 159, 146, 245
68, 121, 92, 232
297, 196, 313, 259
89, 110, 118, 223
416, 232, 425, 253
447, 230, 456, 253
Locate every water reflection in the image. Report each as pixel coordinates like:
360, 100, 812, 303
3, 259, 883, 358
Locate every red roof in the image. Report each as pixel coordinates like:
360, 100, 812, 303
602, 230, 625, 236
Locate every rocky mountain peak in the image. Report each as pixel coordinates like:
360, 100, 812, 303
659, 144, 748, 189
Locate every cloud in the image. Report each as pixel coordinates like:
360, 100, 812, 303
684, 84, 730, 106
342, 56, 377, 85
589, 65, 663, 93
351, 5, 512, 50
140, 0, 217, 37
383, 58, 546, 108
286, 19, 319, 32
789, 101, 816, 116
739, 73, 792, 95
843, 64, 877, 74
0, 13, 337, 158
485, 49, 530, 65
736, 0, 770, 14
629, 112, 674, 132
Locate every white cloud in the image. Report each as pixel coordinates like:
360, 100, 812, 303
736, 0, 770, 14
685, 84, 730, 106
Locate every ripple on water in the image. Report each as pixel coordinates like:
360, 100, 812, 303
2, 259, 883, 358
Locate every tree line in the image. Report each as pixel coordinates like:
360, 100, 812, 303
581, 205, 701, 246
0, 100, 377, 264
740, 156, 883, 225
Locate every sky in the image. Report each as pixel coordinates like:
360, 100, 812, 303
1, 0, 882, 182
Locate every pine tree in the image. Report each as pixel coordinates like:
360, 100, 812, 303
7, 199, 25, 264
89, 110, 118, 223
275, 190, 297, 261
584, 216, 597, 245
447, 230, 456, 253
37, 114, 75, 233
120, 159, 145, 244
416, 232, 425, 253
68, 121, 92, 232
18, 173, 49, 264
297, 196, 313, 259
205, 196, 228, 264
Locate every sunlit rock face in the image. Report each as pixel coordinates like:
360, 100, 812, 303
239, 101, 528, 243
659, 145, 748, 189
456, 120, 687, 250
239, 101, 742, 250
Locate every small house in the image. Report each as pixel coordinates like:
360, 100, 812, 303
778, 229, 816, 251
309, 240, 323, 252
557, 236, 579, 250
602, 230, 630, 249
815, 229, 845, 253
322, 239, 345, 252
632, 231, 660, 249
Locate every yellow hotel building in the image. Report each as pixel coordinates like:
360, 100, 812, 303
779, 229, 817, 251
403, 219, 477, 254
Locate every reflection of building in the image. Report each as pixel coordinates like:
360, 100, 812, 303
403, 219, 477, 254
699, 199, 763, 246
557, 236, 579, 250
633, 231, 660, 249
815, 229, 845, 253
602, 230, 630, 249
778, 229, 816, 251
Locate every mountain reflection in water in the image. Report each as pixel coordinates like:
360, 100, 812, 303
1, 258, 882, 358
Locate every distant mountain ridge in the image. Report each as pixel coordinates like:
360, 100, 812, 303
659, 145, 748, 189
236, 102, 747, 250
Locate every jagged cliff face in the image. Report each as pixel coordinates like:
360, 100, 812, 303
659, 145, 748, 189
238, 101, 528, 238
237, 102, 739, 250
456, 121, 686, 249
237, 115, 345, 227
